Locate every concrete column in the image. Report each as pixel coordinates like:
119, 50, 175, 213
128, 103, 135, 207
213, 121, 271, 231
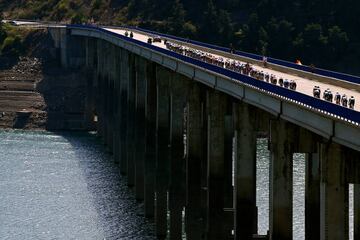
95, 73, 104, 138
269, 119, 295, 240
84, 38, 96, 130
169, 74, 188, 239
355, 184, 360, 239
134, 57, 147, 200
201, 90, 209, 238
85, 38, 95, 68
206, 90, 227, 240
305, 149, 320, 240
320, 143, 348, 240
100, 75, 107, 142
96, 39, 105, 139
155, 66, 171, 238
107, 76, 114, 152
106, 44, 115, 153
59, 28, 68, 68
346, 149, 360, 240
233, 102, 257, 239
102, 43, 109, 146
185, 82, 203, 240
144, 61, 157, 218
119, 49, 129, 174
127, 53, 136, 186
112, 48, 121, 164
223, 99, 234, 239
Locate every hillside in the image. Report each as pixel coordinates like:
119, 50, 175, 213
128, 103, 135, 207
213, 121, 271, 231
0, 0, 359, 75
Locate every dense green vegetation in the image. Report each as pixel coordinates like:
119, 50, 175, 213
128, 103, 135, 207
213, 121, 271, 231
0, 14, 25, 57
0, 0, 359, 74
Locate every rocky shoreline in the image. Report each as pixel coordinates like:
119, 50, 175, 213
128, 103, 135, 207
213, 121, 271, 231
0, 29, 90, 130
0, 57, 47, 129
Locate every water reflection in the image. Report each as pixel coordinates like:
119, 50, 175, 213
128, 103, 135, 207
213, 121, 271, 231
0, 130, 155, 240
256, 139, 305, 240
0, 131, 352, 240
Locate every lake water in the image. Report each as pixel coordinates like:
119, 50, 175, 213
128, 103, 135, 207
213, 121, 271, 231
0, 130, 155, 240
0, 131, 352, 239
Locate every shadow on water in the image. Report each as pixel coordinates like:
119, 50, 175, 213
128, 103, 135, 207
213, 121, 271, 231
13, 112, 31, 129
57, 131, 156, 240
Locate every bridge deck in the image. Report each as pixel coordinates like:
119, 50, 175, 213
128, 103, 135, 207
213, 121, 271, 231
106, 28, 360, 112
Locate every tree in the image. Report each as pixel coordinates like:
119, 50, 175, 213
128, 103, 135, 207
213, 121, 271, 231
257, 27, 268, 55
327, 25, 348, 60
266, 18, 295, 59
167, 0, 186, 34
296, 23, 328, 65
200, 0, 220, 42
0, 12, 6, 45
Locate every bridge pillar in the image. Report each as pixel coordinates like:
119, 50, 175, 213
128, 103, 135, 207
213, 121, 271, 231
223, 98, 234, 239
305, 148, 320, 240
345, 148, 360, 240
95, 73, 104, 138
169, 74, 188, 239
107, 44, 117, 154
102, 43, 109, 146
155, 66, 171, 238
127, 53, 136, 186
96, 39, 105, 140
355, 184, 360, 239
84, 38, 96, 130
134, 56, 147, 200
233, 102, 257, 239
200, 88, 209, 238
119, 49, 129, 174
104, 75, 111, 147
112, 48, 121, 164
100, 76, 108, 143
320, 143, 348, 240
206, 90, 227, 240
185, 82, 204, 240
106, 44, 116, 153
144, 61, 157, 218
269, 119, 296, 240
59, 28, 69, 68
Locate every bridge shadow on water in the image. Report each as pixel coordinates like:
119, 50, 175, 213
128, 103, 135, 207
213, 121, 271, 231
59, 131, 156, 240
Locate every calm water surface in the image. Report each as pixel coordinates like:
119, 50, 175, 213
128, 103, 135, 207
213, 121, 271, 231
0, 131, 351, 239
0, 130, 155, 240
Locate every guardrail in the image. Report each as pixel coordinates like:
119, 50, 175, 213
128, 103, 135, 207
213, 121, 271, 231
124, 26, 360, 85
68, 24, 360, 125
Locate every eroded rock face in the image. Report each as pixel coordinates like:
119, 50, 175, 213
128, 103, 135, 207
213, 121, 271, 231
0, 30, 89, 130
0, 57, 46, 129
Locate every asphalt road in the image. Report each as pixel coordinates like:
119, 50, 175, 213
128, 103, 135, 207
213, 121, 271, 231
106, 28, 360, 112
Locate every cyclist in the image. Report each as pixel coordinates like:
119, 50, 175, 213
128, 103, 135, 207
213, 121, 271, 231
313, 86, 321, 98
349, 96, 355, 109
283, 79, 290, 88
342, 94, 348, 107
335, 92, 341, 105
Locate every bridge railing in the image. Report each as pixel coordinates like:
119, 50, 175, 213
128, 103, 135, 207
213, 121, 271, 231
68, 24, 360, 125
123, 26, 360, 85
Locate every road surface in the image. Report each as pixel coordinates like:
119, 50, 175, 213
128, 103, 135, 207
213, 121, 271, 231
106, 28, 360, 112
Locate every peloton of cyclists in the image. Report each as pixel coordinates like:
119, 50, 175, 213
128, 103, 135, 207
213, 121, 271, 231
313, 86, 355, 109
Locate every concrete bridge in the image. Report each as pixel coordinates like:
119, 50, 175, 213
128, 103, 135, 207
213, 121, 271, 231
44, 23, 360, 240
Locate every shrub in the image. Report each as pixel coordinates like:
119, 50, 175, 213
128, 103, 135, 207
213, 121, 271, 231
1, 36, 23, 56
71, 13, 87, 24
